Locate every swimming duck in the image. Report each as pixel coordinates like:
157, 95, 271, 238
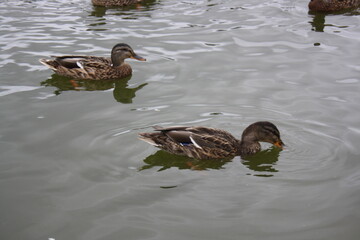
92, 0, 143, 7
39, 43, 146, 80
138, 121, 284, 160
309, 0, 360, 12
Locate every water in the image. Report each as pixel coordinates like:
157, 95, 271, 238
1, 0, 360, 239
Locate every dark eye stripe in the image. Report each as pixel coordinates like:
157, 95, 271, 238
264, 125, 280, 138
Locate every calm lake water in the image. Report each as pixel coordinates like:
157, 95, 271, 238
1, 0, 360, 239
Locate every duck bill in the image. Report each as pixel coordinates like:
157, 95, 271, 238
131, 54, 146, 61
274, 141, 284, 149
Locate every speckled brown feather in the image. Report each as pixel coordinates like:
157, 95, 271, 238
40, 56, 132, 80
39, 43, 145, 80
309, 0, 360, 12
139, 127, 240, 159
139, 122, 284, 160
92, 0, 143, 7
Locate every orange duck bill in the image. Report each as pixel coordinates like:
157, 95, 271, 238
131, 54, 146, 61
274, 140, 285, 149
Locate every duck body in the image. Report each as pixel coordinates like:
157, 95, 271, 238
92, 0, 143, 7
39, 43, 145, 80
309, 0, 360, 12
139, 121, 284, 160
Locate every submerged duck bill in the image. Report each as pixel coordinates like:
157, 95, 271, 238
131, 54, 146, 61
274, 141, 284, 149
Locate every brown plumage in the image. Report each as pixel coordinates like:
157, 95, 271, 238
309, 0, 360, 12
139, 121, 284, 160
92, 0, 143, 7
39, 43, 146, 80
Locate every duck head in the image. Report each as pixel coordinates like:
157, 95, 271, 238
241, 121, 284, 150
111, 43, 146, 67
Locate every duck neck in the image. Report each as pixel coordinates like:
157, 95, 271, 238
237, 123, 262, 155
238, 140, 261, 156
111, 55, 125, 67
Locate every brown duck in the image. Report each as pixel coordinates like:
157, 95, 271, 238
309, 0, 360, 12
92, 0, 143, 7
139, 121, 284, 160
39, 43, 146, 80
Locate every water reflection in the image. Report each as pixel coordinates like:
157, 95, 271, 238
309, 9, 360, 32
241, 147, 281, 177
309, 13, 326, 32
140, 147, 280, 174
139, 150, 231, 171
41, 75, 147, 103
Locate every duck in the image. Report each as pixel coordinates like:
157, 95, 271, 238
138, 121, 284, 160
39, 43, 146, 80
308, 0, 360, 12
92, 0, 143, 7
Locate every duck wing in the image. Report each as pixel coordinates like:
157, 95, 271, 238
39, 55, 115, 80
139, 126, 240, 159
52, 55, 111, 69
154, 126, 238, 151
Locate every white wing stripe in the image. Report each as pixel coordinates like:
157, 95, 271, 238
190, 136, 202, 149
76, 61, 84, 69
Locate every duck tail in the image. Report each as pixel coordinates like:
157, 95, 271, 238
39, 58, 58, 71
138, 133, 160, 147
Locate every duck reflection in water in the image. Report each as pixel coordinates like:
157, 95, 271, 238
139, 147, 280, 174
41, 75, 147, 103
241, 146, 281, 177
139, 150, 232, 171
309, 12, 359, 33
309, 13, 326, 32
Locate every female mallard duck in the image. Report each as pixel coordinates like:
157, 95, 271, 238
39, 43, 146, 80
92, 0, 143, 7
139, 121, 284, 160
309, 0, 360, 12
